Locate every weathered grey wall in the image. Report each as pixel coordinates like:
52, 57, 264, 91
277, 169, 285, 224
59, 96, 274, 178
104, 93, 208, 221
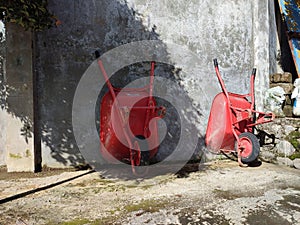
35, 0, 277, 167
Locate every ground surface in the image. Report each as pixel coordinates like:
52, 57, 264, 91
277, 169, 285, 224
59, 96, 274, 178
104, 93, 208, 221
0, 160, 299, 225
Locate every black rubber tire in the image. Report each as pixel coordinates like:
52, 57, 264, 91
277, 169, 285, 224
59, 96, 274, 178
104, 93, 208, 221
134, 135, 150, 166
236, 132, 260, 163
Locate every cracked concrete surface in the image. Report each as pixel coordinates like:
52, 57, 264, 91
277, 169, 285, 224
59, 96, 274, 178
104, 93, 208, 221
0, 160, 299, 225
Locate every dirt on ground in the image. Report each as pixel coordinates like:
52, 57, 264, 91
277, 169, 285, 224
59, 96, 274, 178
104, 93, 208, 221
0, 166, 78, 180
0, 160, 299, 225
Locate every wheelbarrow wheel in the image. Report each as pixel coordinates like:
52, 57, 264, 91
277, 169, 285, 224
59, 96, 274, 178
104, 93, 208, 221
135, 136, 150, 166
236, 132, 260, 163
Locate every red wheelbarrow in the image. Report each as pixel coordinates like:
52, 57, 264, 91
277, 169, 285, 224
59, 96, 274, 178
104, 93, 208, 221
97, 60, 165, 174
205, 59, 275, 166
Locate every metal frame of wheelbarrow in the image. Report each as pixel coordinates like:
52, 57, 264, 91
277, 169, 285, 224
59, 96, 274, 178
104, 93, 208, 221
205, 59, 275, 166
97, 60, 165, 174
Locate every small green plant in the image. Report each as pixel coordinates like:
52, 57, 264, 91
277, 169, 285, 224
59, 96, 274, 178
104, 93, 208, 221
289, 152, 300, 160
285, 130, 300, 150
0, 0, 58, 31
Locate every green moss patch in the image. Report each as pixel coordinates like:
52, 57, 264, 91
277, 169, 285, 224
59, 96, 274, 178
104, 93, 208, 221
47, 218, 110, 225
285, 131, 300, 150
9, 153, 22, 159
124, 199, 168, 213
25, 149, 31, 157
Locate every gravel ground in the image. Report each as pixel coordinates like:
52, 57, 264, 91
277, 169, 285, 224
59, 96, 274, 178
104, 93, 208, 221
0, 160, 299, 225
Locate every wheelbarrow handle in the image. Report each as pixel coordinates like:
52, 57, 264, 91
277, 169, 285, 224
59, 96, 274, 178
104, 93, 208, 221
213, 58, 230, 101
252, 68, 256, 77
250, 68, 257, 110
213, 58, 218, 68
95, 49, 101, 59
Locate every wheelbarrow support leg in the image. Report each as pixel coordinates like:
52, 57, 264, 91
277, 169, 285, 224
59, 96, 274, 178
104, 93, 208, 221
233, 130, 248, 167
237, 147, 248, 167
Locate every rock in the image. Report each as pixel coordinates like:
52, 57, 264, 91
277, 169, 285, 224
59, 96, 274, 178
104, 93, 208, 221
270, 72, 292, 83
276, 140, 296, 157
276, 157, 294, 167
285, 94, 292, 105
266, 124, 284, 140
284, 125, 296, 135
282, 72, 293, 83
264, 86, 286, 117
270, 73, 281, 83
293, 158, 300, 169
283, 105, 293, 117
270, 83, 293, 94
259, 150, 276, 163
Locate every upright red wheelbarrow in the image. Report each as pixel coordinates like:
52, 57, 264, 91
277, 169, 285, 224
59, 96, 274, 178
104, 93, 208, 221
205, 59, 275, 165
97, 60, 165, 174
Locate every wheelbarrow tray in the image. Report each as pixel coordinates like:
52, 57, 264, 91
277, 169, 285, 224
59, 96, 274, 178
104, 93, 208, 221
205, 92, 252, 154
100, 88, 159, 163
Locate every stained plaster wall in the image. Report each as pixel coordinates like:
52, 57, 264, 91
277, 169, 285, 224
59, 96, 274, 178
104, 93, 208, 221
2, 23, 36, 171
1, 0, 278, 168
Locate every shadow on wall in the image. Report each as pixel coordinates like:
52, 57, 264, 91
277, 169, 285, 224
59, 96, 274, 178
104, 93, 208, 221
33, 0, 204, 167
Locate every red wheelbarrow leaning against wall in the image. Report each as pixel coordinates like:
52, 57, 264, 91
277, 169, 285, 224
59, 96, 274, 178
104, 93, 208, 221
97, 60, 165, 174
205, 59, 275, 166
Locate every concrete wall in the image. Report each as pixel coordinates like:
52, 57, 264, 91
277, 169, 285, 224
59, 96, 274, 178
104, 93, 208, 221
32, 0, 277, 167
4, 23, 36, 172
